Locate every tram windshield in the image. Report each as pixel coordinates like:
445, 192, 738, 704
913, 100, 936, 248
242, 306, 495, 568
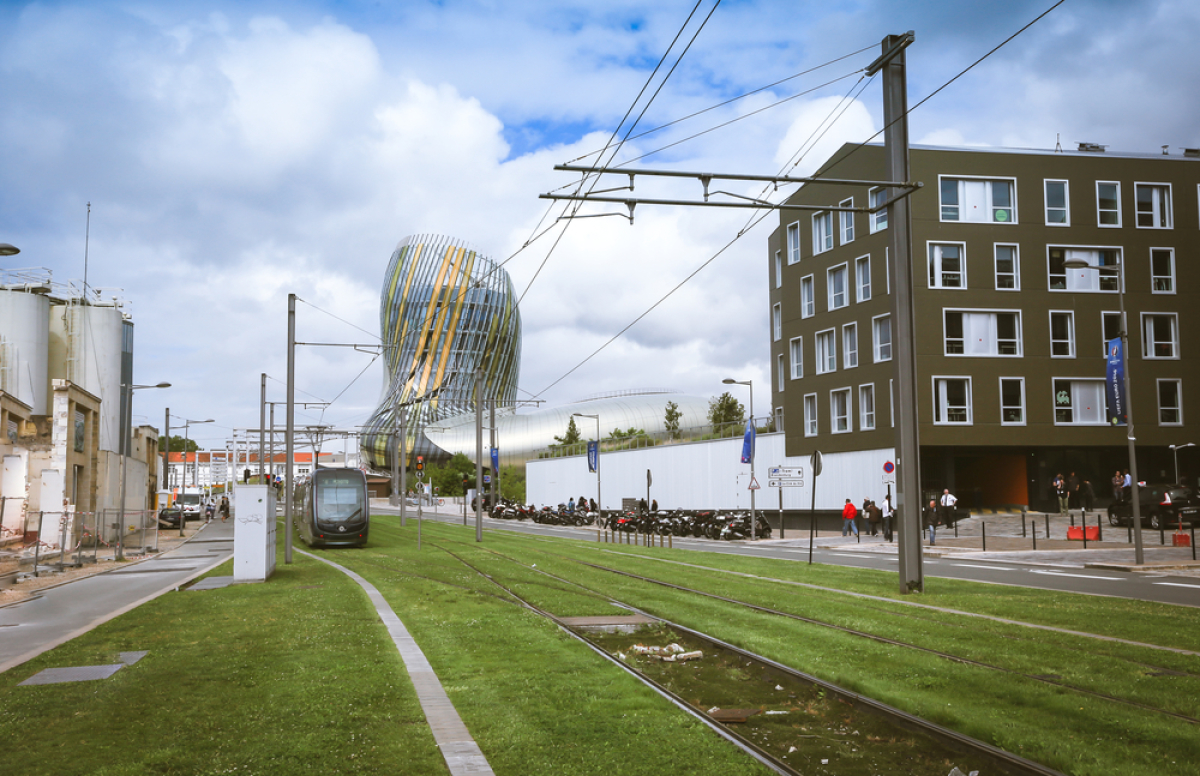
318, 473, 364, 521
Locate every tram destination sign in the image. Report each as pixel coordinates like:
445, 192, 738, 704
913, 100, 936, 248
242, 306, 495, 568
768, 466, 802, 479
768, 478, 805, 488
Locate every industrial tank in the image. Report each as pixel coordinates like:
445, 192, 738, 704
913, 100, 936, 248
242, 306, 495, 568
0, 287, 51, 414
49, 301, 131, 454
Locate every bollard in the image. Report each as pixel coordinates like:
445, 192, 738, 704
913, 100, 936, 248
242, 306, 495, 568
669, 533, 673, 550
1127, 519, 1133, 544
954, 518, 958, 538
1160, 522, 1166, 546
1070, 512, 1075, 527
1192, 525, 1196, 561
1096, 511, 1102, 542
1021, 510, 1027, 538
1082, 511, 1087, 549
1045, 514, 1050, 541
1032, 523, 1037, 551
982, 521, 987, 553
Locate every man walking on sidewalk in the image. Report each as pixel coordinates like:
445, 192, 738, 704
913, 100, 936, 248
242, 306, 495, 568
937, 489, 957, 543
841, 499, 859, 537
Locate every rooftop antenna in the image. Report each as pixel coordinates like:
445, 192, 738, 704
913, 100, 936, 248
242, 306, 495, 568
1055, 133, 1061, 153
83, 202, 91, 303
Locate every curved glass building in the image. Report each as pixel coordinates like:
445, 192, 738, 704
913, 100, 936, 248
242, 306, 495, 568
360, 234, 520, 472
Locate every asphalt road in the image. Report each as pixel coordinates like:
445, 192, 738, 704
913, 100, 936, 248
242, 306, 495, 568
376, 503, 1200, 608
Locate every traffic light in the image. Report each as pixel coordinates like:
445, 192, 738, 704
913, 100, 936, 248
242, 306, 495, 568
415, 456, 424, 473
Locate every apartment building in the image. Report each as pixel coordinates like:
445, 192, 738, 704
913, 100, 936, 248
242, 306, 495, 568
768, 143, 1198, 510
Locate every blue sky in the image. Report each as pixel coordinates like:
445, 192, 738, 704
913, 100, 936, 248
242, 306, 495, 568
1, 0, 1197, 451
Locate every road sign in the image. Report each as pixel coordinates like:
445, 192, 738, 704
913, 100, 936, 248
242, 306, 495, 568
811, 450, 823, 477
748, 475, 761, 490
768, 478, 805, 488
883, 461, 895, 474
483, 474, 491, 484
768, 466, 802, 478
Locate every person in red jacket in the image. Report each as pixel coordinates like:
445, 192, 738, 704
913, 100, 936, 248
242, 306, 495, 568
841, 498, 859, 537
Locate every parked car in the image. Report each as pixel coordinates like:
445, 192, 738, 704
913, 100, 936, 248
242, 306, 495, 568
157, 507, 187, 528
1107, 484, 1199, 530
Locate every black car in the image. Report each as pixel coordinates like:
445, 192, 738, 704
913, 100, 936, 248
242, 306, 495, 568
1107, 484, 1199, 530
157, 507, 186, 528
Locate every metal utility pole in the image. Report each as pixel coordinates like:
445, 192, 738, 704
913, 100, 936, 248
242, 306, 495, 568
285, 294, 296, 564
260, 373, 267, 484
399, 404, 407, 527
490, 400, 498, 508
868, 31, 924, 594
474, 366, 483, 541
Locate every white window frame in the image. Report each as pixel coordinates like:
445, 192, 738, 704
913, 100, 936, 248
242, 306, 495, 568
772, 303, 782, 342
1049, 310, 1076, 358
855, 255, 871, 302
830, 387, 851, 434
943, 309, 1023, 357
1048, 246, 1122, 293
777, 353, 785, 392
1096, 181, 1121, 227
994, 243, 1020, 291
812, 211, 833, 254
1150, 248, 1175, 294
869, 187, 888, 233
839, 198, 854, 244
928, 242, 966, 289
1134, 182, 1173, 229
938, 175, 1017, 224
1053, 378, 1108, 426
932, 376, 973, 425
859, 383, 875, 431
872, 314, 892, 362
1044, 179, 1069, 225
815, 329, 836, 374
774, 250, 782, 289
800, 275, 815, 318
804, 393, 818, 437
827, 263, 848, 310
786, 221, 801, 264
1157, 379, 1183, 426
999, 377, 1026, 426
789, 336, 803, 380
842, 322, 858, 369
1141, 313, 1179, 359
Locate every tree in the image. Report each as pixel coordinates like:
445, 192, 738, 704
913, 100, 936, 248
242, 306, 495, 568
167, 435, 200, 453
707, 392, 745, 433
427, 453, 475, 497
664, 400, 682, 440
553, 416, 583, 446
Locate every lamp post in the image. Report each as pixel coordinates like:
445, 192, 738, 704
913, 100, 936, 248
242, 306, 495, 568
573, 413, 601, 523
117, 382, 170, 560
723, 378, 756, 540
1170, 443, 1195, 485
0, 243, 20, 256
1061, 258, 1143, 564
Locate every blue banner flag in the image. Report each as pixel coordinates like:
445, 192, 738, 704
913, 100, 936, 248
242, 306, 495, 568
1105, 337, 1126, 426
740, 418, 755, 464
587, 441, 598, 473
490, 446, 499, 473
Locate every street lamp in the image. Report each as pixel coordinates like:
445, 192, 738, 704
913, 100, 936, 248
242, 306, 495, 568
722, 378, 756, 540
0, 243, 20, 256
175, 418, 214, 537
117, 382, 170, 560
573, 413, 601, 523
1169, 443, 1195, 485
1061, 258, 1144, 564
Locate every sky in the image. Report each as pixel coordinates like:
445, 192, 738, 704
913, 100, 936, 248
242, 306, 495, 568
2, 0, 1198, 453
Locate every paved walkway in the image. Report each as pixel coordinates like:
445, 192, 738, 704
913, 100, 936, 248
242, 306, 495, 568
0, 519, 235, 673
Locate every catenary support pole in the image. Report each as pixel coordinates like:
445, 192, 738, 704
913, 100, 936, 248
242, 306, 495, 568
475, 367, 483, 542
285, 294, 295, 564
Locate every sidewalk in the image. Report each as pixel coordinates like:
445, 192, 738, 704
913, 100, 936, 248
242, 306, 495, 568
0, 518, 235, 673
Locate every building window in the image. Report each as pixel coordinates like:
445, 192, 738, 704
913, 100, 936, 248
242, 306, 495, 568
843, 323, 858, 368
813, 211, 833, 254
1141, 313, 1178, 359
827, 264, 848, 310
1054, 379, 1106, 425
944, 310, 1021, 356
869, 187, 887, 233
840, 198, 854, 244
774, 250, 782, 289
789, 337, 803, 380
1000, 377, 1025, 425
777, 354, 785, 392
1050, 311, 1075, 358
1048, 247, 1121, 291
1097, 181, 1121, 227
855, 255, 871, 302
774, 406, 784, 433
994, 244, 1019, 290
1101, 312, 1123, 355
801, 275, 815, 318
787, 221, 801, 264
1151, 248, 1175, 293
939, 177, 1016, 223
928, 243, 965, 288
804, 393, 818, 437
830, 388, 850, 433
933, 377, 972, 425
873, 315, 892, 362
1158, 379, 1182, 425
1135, 183, 1172, 228
1045, 179, 1069, 225
772, 303, 782, 342
815, 329, 836, 374
859, 384, 875, 430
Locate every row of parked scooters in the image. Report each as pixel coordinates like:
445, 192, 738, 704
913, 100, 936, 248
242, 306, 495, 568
488, 500, 772, 540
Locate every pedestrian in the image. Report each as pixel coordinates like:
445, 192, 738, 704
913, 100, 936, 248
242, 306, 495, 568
651, 498, 658, 512
568, 497, 575, 513
881, 495, 894, 542
638, 497, 648, 514
589, 497, 597, 513
1080, 479, 1095, 512
841, 499, 859, 537
1111, 471, 1124, 503
1123, 470, 1132, 501
1054, 475, 1069, 515
1067, 472, 1080, 510
579, 495, 589, 513
219, 496, 230, 522
925, 498, 940, 544
939, 489, 957, 531
866, 499, 882, 536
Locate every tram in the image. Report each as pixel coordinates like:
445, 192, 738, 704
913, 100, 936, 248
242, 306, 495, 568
294, 467, 370, 548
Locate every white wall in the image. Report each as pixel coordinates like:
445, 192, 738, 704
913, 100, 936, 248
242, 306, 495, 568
528, 433, 897, 512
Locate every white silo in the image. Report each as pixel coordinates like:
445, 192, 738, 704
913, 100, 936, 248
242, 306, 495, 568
49, 300, 130, 454
0, 285, 52, 414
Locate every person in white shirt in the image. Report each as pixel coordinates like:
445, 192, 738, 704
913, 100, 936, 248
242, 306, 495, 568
936, 489, 957, 544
